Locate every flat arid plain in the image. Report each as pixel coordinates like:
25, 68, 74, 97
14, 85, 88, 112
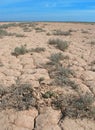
0, 22, 95, 130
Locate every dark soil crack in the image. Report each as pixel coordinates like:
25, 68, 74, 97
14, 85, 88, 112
32, 109, 40, 130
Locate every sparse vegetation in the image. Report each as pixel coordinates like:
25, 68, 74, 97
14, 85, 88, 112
1, 22, 95, 126
0, 23, 17, 29
53, 30, 71, 36
56, 40, 69, 51
35, 27, 45, 32
0, 23, 26, 38
45, 53, 77, 89
12, 45, 45, 57
17, 23, 29, 28
49, 53, 64, 64
48, 39, 59, 45
52, 66, 77, 88
52, 93, 95, 119
0, 84, 36, 111
0, 29, 26, 38
30, 47, 45, 53
0, 29, 13, 37
48, 39, 69, 51
12, 45, 28, 56
23, 27, 32, 32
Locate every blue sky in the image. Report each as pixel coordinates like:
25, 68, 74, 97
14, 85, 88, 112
0, 0, 95, 22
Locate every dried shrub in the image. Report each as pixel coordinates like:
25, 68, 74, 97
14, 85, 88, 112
52, 93, 95, 119
35, 27, 45, 32
12, 45, 28, 56
48, 39, 69, 51
30, 47, 45, 53
53, 30, 71, 36
49, 53, 64, 64
0, 84, 36, 111
45, 53, 77, 89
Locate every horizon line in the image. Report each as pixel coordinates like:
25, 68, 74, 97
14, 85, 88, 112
0, 20, 95, 23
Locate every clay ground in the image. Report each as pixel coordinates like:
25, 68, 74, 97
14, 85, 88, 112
0, 22, 95, 130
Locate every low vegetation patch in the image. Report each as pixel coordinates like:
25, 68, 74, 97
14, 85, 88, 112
53, 30, 71, 36
48, 39, 69, 51
12, 45, 28, 56
45, 53, 77, 89
51, 65, 77, 89
12, 45, 45, 57
56, 40, 69, 51
0, 23, 17, 29
0, 29, 13, 37
35, 27, 45, 32
23, 27, 32, 32
49, 53, 64, 64
0, 29, 26, 38
52, 93, 95, 119
0, 84, 37, 111
30, 47, 45, 53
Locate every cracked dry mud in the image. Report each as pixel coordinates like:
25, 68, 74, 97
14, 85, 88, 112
0, 22, 95, 130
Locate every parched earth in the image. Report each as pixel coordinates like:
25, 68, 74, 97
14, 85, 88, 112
0, 22, 95, 130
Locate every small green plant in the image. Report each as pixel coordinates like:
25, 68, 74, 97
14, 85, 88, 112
12, 45, 28, 56
42, 91, 56, 98
38, 77, 45, 83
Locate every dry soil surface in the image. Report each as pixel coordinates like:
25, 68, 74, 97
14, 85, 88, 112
0, 22, 95, 130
